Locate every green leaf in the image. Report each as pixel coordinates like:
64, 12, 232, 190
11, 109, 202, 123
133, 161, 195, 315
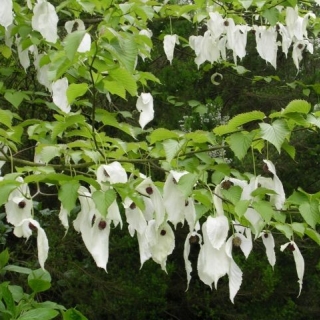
177, 173, 198, 198
63, 308, 88, 320
227, 131, 254, 160
0, 249, 9, 270
92, 189, 117, 218
28, 269, 51, 293
291, 222, 305, 237
193, 189, 213, 208
4, 91, 27, 108
148, 128, 180, 144
103, 80, 126, 99
0, 110, 13, 127
3, 265, 32, 275
305, 228, 320, 245
0, 283, 16, 316
262, 8, 279, 26
259, 119, 289, 153
251, 187, 277, 197
214, 111, 265, 135
0, 180, 20, 207
274, 223, 293, 240
163, 139, 185, 163
67, 83, 89, 104
234, 200, 250, 218
281, 140, 295, 160
109, 67, 137, 97
282, 99, 311, 115
18, 309, 59, 320
287, 190, 309, 205
58, 181, 80, 212
299, 201, 320, 229
252, 201, 275, 223
221, 186, 242, 205
64, 30, 86, 61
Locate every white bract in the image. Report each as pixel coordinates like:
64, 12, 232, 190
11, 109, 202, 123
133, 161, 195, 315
260, 231, 276, 268
136, 93, 154, 129
14, 218, 49, 270
32, 0, 59, 43
0, 0, 13, 29
52, 78, 71, 113
5, 178, 33, 226
163, 34, 179, 64
65, 19, 91, 53
136, 177, 165, 227
74, 186, 111, 271
163, 170, 188, 228
281, 241, 305, 296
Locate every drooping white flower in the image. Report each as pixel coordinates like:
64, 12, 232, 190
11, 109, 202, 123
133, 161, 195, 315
34, 54, 51, 90
123, 197, 147, 237
58, 204, 69, 230
280, 241, 305, 296
277, 23, 292, 57
261, 159, 286, 210
14, 218, 49, 270
52, 78, 71, 113
286, 6, 315, 41
139, 29, 153, 61
225, 237, 243, 303
96, 161, 128, 188
205, 215, 229, 250
184, 197, 197, 232
5, 178, 33, 226
65, 19, 91, 53
163, 170, 188, 228
136, 93, 154, 129
254, 26, 278, 68
32, 0, 59, 43
16, 38, 31, 71
145, 220, 175, 272
184, 231, 202, 290
197, 220, 229, 289
0, 0, 13, 29
260, 231, 276, 268
74, 186, 111, 271
292, 40, 313, 70
163, 34, 179, 64
207, 11, 225, 40
136, 177, 165, 227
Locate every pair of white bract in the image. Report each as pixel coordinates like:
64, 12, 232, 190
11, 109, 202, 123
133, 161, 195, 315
2, 160, 304, 302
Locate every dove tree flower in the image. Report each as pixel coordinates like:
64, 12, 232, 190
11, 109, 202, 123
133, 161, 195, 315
0, 0, 13, 29
4, 179, 49, 269
65, 19, 91, 53
163, 34, 179, 64
163, 170, 189, 228
74, 186, 111, 271
14, 218, 49, 270
52, 78, 71, 114
136, 93, 154, 129
32, 0, 59, 43
260, 231, 276, 268
136, 177, 165, 227
281, 241, 305, 296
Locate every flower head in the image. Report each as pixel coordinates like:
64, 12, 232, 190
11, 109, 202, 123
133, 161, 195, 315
136, 93, 154, 129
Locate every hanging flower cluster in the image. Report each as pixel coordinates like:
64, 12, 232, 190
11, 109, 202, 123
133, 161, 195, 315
186, 8, 315, 69
3, 160, 305, 301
